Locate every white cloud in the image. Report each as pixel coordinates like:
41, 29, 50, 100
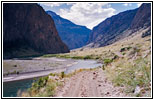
122, 3, 132, 7
137, 3, 142, 7
58, 3, 116, 29
40, 3, 64, 7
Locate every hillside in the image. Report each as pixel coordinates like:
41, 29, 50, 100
3, 3, 69, 59
46, 11, 91, 49
87, 3, 151, 48
56, 26, 151, 97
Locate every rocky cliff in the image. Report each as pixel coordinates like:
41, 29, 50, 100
130, 3, 151, 30
88, 3, 151, 48
46, 11, 91, 49
3, 3, 69, 59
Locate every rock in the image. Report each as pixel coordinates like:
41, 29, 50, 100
134, 85, 141, 94
106, 92, 110, 95
13, 65, 17, 67
3, 3, 69, 59
142, 28, 151, 38
130, 3, 151, 30
49, 75, 59, 80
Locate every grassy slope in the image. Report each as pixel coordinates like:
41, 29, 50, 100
50, 28, 151, 97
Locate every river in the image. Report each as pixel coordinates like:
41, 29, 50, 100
3, 58, 102, 97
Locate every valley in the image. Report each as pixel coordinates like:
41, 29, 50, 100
2, 2, 151, 98
13, 27, 151, 97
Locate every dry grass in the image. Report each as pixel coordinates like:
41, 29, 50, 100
55, 28, 151, 97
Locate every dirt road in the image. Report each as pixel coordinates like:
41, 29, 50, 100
55, 68, 127, 97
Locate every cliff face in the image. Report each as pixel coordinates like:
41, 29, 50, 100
47, 11, 91, 49
88, 3, 151, 48
3, 3, 69, 58
130, 3, 151, 30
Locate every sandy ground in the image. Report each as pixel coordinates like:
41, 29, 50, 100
3, 57, 77, 82
55, 68, 127, 97
3, 57, 76, 75
3, 67, 66, 82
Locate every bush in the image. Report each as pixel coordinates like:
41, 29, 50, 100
102, 65, 105, 70
120, 46, 132, 52
112, 55, 119, 60
122, 52, 126, 55
32, 76, 49, 89
49, 73, 55, 76
83, 55, 93, 59
120, 48, 126, 52
126, 46, 132, 50
61, 72, 65, 78
72, 56, 83, 59
103, 59, 113, 65
42, 54, 58, 57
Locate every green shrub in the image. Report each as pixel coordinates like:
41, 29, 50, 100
83, 55, 93, 59
122, 52, 126, 55
102, 65, 105, 70
126, 46, 132, 50
103, 59, 113, 65
61, 72, 65, 78
120, 47, 126, 52
72, 56, 83, 59
120, 46, 132, 52
49, 73, 55, 76
112, 55, 119, 60
95, 56, 100, 59
32, 76, 49, 90
42, 54, 58, 57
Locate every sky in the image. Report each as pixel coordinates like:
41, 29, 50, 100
39, 2, 143, 29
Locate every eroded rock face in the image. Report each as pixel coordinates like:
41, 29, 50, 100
3, 3, 69, 58
130, 3, 151, 30
88, 3, 151, 48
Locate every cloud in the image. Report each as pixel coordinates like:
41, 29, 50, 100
137, 3, 142, 7
40, 3, 64, 7
122, 3, 132, 7
58, 3, 116, 29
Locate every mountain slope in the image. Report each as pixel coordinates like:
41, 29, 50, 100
46, 11, 91, 49
88, 3, 151, 48
3, 3, 69, 59
130, 3, 151, 30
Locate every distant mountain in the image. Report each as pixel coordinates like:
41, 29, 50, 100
46, 11, 91, 49
3, 3, 69, 59
88, 3, 151, 48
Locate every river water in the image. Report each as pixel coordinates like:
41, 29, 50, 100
3, 59, 102, 97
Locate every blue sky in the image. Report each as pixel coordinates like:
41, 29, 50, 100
39, 2, 143, 29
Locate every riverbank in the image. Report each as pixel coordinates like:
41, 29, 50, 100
3, 68, 65, 82
3, 57, 76, 76
3, 57, 76, 82
3, 57, 102, 82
